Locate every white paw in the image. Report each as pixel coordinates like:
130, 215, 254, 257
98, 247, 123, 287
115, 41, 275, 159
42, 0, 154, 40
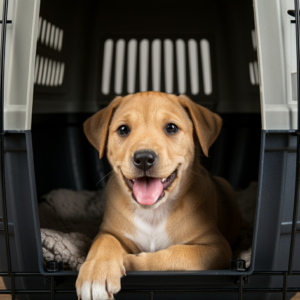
76, 261, 126, 300
79, 282, 113, 300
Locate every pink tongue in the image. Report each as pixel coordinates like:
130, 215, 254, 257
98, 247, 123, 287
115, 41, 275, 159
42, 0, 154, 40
133, 177, 163, 205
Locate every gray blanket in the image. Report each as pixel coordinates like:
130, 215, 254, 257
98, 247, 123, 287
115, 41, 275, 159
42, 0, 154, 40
39, 182, 257, 271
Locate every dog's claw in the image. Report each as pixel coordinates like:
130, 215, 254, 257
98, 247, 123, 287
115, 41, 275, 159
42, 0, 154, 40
121, 267, 126, 276
109, 292, 114, 298
78, 295, 81, 300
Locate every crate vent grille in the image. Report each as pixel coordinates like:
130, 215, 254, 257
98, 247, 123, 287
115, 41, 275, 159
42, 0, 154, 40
34, 55, 65, 86
35, 17, 65, 87
37, 17, 63, 51
101, 38, 213, 96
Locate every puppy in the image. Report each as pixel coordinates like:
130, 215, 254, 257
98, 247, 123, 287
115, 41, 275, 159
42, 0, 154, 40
76, 92, 241, 300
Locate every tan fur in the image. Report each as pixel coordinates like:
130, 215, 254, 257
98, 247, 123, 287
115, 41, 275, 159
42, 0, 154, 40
76, 92, 242, 300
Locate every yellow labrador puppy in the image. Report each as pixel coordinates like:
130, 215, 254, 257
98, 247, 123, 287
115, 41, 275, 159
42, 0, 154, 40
76, 92, 241, 300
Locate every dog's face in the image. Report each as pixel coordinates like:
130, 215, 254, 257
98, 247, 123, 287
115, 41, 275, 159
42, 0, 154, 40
107, 93, 194, 207
84, 92, 222, 208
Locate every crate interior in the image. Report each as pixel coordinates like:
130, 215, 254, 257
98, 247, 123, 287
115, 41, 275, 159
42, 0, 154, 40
31, 0, 261, 272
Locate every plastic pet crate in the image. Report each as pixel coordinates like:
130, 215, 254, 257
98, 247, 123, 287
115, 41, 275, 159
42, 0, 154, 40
0, 0, 299, 299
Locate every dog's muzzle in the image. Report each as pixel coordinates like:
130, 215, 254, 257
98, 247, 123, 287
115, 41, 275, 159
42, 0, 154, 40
124, 169, 177, 206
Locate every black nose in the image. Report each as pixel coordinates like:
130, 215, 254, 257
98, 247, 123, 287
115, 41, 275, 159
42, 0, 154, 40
133, 150, 157, 171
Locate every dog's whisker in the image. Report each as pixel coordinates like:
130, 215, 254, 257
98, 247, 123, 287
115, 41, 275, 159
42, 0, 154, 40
188, 168, 203, 178
106, 173, 115, 184
96, 171, 114, 186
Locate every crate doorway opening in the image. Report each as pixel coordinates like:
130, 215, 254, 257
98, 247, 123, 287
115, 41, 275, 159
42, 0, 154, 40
32, 0, 261, 274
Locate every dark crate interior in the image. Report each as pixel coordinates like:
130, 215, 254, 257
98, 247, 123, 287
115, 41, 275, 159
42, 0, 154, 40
32, 0, 261, 196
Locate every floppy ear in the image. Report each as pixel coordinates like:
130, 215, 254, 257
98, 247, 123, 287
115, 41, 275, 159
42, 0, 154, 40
178, 94, 222, 157
83, 96, 123, 158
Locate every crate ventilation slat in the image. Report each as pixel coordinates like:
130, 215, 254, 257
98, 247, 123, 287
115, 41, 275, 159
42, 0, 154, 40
37, 17, 63, 51
101, 38, 213, 96
35, 17, 65, 87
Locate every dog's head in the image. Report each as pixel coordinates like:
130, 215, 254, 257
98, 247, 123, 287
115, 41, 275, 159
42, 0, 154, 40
84, 92, 222, 208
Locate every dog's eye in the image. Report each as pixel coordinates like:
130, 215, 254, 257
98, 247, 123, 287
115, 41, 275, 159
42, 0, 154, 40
165, 123, 179, 134
117, 125, 130, 136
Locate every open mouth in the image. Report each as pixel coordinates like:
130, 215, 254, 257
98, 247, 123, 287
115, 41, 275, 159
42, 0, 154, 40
123, 170, 177, 206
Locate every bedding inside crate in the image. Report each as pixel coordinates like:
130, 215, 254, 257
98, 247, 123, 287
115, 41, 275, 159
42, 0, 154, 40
39, 182, 256, 271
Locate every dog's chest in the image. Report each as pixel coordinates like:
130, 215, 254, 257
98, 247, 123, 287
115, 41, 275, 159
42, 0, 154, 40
124, 206, 173, 253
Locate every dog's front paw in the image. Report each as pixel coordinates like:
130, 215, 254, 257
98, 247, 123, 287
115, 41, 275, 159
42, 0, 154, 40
76, 259, 126, 300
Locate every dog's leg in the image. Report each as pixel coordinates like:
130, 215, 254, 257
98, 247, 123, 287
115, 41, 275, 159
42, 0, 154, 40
76, 233, 126, 300
124, 235, 231, 271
